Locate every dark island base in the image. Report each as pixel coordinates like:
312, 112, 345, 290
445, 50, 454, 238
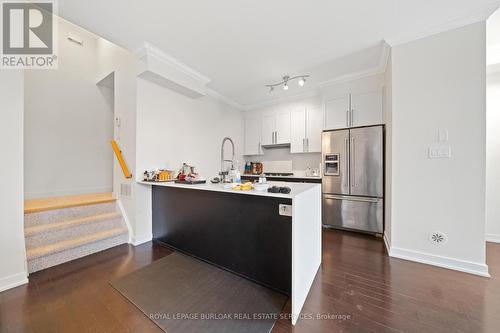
152, 186, 292, 295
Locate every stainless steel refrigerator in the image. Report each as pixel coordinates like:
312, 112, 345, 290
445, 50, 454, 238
321, 125, 384, 234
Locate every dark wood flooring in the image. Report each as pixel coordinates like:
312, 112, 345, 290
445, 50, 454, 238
1, 230, 499, 333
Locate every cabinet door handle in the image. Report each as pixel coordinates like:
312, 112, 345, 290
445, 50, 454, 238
258, 142, 261, 153
275, 131, 278, 144
302, 138, 305, 152
307, 138, 309, 152
351, 109, 354, 127
346, 110, 350, 127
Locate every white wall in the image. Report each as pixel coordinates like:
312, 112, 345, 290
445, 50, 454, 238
0, 71, 28, 292
94, 36, 144, 244
486, 72, 500, 243
136, 78, 244, 178
244, 95, 322, 173
135, 79, 244, 242
24, 18, 114, 199
389, 22, 488, 276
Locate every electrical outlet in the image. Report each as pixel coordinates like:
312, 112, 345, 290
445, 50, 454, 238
279, 204, 292, 217
428, 145, 451, 159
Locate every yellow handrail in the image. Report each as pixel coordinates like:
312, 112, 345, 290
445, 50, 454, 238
111, 140, 132, 179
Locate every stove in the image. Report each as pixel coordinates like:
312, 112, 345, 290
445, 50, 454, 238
264, 172, 294, 177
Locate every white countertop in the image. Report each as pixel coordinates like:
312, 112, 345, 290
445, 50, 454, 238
138, 180, 320, 199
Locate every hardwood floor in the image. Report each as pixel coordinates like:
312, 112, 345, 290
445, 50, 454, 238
1, 230, 499, 333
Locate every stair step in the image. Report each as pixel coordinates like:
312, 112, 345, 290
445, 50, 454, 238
25, 202, 117, 226
25, 192, 115, 214
25, 212, 122, 237
27, 227, 128, 260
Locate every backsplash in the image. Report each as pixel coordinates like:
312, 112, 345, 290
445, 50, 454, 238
244, 147, 321, 173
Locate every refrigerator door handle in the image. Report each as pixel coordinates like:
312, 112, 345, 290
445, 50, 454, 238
324, 194, 380, 203
350, 137, 355, 187
343, 138, 348, 189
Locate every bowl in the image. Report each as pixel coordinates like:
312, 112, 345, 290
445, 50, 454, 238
254, 183, 269, 192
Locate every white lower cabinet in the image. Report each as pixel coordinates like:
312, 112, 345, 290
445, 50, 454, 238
290, 107, 323, 153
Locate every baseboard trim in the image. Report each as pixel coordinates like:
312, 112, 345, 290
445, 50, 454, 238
132, 233, 152, 246
388, 246, 490, 277
116, 199, 133, 244
0, 271, 28, 293
486, 234, 500, 244
383, 233, 391, 254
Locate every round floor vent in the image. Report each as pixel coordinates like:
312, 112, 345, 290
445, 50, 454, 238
429, 231, 447, 245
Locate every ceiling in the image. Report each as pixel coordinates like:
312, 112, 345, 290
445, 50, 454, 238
58, 0, 500, 107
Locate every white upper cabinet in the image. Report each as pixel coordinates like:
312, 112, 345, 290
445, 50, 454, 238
244, 116, 262, 155
325, 95, 350, 130
290, 106, 323, 153
290, 108, 306, 153
275, 110, 291, 144
306, 107, 323, 153
260, 110, 290, 145
261, 113, 276, 146
350, 90, 383, 127
324, 89, 383, 129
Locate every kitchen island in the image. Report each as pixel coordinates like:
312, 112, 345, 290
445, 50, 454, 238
139, 180, 322, 325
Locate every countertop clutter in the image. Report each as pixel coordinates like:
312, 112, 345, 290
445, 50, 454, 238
138, 180, 319, 199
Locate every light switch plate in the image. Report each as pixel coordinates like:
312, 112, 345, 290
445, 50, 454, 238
279, 204, 292, 217
438, 129, 449, 142
428, 145, 451, 159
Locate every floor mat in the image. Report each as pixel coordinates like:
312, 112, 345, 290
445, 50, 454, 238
110, 252, 288, 333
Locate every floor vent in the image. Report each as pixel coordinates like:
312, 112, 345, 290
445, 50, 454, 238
429, 231, 447, 245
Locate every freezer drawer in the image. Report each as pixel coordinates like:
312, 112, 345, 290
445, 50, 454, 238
322, 194, 383, 234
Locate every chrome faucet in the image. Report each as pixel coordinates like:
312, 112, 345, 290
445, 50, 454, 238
220, 137, 235, 183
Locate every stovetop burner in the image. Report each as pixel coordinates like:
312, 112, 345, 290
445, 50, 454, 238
263, 172, 294, 177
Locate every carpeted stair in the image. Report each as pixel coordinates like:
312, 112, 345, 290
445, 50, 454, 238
24, 195, 129, 273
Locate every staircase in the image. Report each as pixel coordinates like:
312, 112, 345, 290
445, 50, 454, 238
24, 193, 129, 274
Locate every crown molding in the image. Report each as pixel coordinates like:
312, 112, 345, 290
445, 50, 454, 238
134, 42, 211, 85
385, 1, 500, 47
242, 89, 321, 111
318, 42, 390, 89
242, 42, 391, 111
205, 88, 244, 110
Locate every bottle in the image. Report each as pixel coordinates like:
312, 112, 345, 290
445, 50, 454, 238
234, 160, 241, 183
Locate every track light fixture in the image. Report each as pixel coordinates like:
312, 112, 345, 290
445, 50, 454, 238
266, 74, 310, 93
